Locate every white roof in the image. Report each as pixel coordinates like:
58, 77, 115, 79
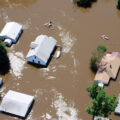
0, 90, 34, 117
0, 22, 23, 40
26, 35, 56, 63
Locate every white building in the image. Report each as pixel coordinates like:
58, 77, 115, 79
0, 90, 34, 118
115, 94, 120, 114
94, 117, 109, 120
26, 35, 56, 66
0, 22, 23, 46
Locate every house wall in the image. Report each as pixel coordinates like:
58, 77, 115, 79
27, 55, 46, 65
0, 35, 6, 40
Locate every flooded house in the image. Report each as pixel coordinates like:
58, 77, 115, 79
0, 22, 23, 46
94, 52, 120, 85
0, 90, 34, 118
26, 35, 56, 66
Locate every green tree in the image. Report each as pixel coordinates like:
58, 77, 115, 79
76, 0, 91, 7
86, 82, 103, 99
86, 82, 118, 119
117, 0, 120, 9
90, 50, 105, 72
90, 45, 106, 73
0, 40, 10, 75
97, 45, 107, 52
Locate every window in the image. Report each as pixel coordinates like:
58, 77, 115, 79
33, 60, 34, 63
38, 61, 40, 64
35, 56, 36, 59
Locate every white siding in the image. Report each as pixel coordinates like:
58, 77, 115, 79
27, 55, 46, 65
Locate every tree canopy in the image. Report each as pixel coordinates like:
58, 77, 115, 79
86, 82, 118, 118
97, 45, 107, 52
90, 45, 106, 73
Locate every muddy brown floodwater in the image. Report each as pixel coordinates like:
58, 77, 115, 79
0, 0, 120, 120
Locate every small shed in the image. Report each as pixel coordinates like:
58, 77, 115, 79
4, 39, 12, 47
0, 90, 34, 118
0, 22, 23, 44
26, 35, 56, 66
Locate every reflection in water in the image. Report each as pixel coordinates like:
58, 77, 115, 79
8, 51, 25, 79
0, 0, 37, 7
21, 18, 32, 29
42, 113, 52, 120
117, 10, 120, 18
0, 8, 11, 23
102, 0, 112, 3
51, 89, 80, 120
58, 25, 76, 53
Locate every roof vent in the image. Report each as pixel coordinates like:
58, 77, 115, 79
30, 42, 38, 49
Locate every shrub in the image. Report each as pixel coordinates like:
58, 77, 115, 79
97, 45, 107, 52
90, 50, 105, 72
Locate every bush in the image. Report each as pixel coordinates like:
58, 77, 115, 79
90, 46, 106, 73
117, 0, 120, 9
97, 45, 107, 52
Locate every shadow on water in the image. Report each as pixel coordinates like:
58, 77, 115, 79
72, 0, 97, 13
0, 0, 37, 7
75, 0, 98, 8
0, 57, 10, 75
117, 10, 120, 18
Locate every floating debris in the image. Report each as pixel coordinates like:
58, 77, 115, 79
44, 21, 54, 30
53, 45, 62, 59
101, 35, 109, 40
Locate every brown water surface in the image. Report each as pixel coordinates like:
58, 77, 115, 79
0, 0, 120, 120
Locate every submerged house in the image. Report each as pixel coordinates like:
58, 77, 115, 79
94, 52, 120, 85
26, 35, 56, 66
0, 22, 23, 46
0, 90, 34, 118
